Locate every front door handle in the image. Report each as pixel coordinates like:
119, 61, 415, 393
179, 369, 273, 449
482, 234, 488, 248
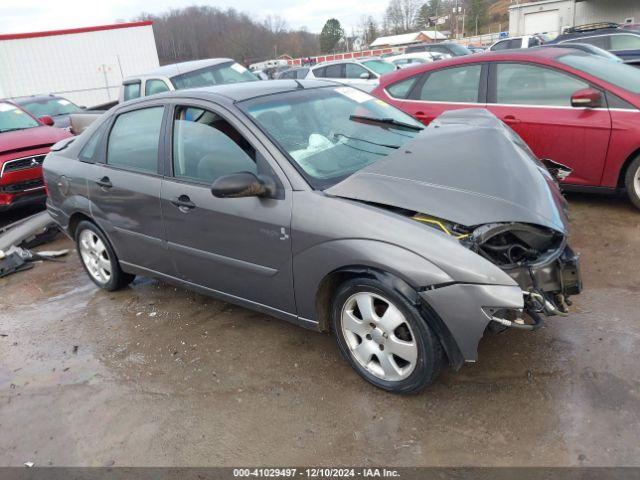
503, 115, 521, 124
171, 194, 196, 212
96, 176, 112, 189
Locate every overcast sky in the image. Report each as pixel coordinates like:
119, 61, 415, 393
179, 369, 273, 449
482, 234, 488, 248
1, 0, 389, 34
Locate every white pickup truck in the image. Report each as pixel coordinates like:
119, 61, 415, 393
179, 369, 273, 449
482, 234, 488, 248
71, 58, 257, 134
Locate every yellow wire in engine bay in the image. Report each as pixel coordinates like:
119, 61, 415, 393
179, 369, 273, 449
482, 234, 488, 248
412, 214, 470, 240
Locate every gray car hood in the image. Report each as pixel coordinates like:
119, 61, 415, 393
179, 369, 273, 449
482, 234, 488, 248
326, 109, 569, 233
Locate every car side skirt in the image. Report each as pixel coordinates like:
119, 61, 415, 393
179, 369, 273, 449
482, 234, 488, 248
119, 261, 320, 332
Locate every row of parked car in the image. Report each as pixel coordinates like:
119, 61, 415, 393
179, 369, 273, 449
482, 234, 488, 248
6, 21, 640, 393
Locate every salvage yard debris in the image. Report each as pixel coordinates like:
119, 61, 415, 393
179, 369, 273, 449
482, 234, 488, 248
0, 210, 68, 278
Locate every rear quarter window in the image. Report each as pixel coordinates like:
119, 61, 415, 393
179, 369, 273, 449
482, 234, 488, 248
386, 76, 419, 99
79, 121, 109, 162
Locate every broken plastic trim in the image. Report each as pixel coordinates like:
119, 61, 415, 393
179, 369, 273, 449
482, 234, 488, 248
541, 158, 573, 182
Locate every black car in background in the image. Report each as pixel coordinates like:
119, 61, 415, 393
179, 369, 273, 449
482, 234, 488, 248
550, 23, 640, 63
13, 94, 83, 129
405, 41, 472, 57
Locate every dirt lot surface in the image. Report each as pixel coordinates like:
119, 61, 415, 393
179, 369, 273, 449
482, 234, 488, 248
1, 194, 639, 467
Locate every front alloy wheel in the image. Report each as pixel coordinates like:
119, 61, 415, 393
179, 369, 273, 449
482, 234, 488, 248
625, 155, 640, 210
332, 277, 444, 394
341, 292, 418, 381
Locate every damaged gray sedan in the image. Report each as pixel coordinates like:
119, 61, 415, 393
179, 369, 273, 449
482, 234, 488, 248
43, 80, 582, 393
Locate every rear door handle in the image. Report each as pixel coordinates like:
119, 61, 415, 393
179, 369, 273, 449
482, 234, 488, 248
96, 176, 112, 189
171, 194, 196, 212
503, 115, 521, 124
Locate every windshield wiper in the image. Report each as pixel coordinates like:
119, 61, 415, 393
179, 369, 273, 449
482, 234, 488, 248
349, 114, 424, 132
0, 128, 26, 133
333, 133, 400, 149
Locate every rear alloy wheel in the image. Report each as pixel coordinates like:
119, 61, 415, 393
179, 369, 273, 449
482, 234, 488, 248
75, 221, 135, 291
625, 155, 640, 210
79, 229, 112, 285
332, 278, 444, 394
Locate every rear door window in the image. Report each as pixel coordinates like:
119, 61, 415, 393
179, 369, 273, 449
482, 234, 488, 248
418, 64, 482, 102
324, 64, 344, 78
107, 107, 164, 174
565, 35, 608, 49
345, 63, 368, 79
492, 40, 511, 51
172, 106, 257, 184
123, 82, 141, 101
495, 63, 588, 106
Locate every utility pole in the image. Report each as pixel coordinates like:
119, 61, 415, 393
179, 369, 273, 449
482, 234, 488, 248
462, 9, 466, 38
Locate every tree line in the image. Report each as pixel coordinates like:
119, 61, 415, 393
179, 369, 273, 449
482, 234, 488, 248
137, 0, 502, 64
138, 6, 319, 65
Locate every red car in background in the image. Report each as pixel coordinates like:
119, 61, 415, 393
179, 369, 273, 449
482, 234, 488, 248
0, 101, 71, 212
372, 47, 640, 209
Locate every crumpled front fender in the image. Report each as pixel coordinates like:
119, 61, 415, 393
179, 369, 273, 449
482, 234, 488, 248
420, 283, 524, 363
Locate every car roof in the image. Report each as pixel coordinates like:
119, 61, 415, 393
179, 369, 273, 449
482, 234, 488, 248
314, 57, 383, 68
12, 94, 69, 103
557, 27, 639, 39
121, 79, 340, 105
127, 58, 236, 80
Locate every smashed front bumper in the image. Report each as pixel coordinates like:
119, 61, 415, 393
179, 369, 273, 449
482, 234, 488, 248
420, 245, 582, 367
504, 245, 582, 313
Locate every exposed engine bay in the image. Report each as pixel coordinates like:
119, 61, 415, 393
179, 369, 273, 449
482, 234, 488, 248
412, 213, 582, 330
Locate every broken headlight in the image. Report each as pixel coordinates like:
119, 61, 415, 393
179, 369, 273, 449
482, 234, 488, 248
465, 222, 565, 268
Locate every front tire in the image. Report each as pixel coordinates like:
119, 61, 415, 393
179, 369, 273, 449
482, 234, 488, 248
625, 155, 640, 210
75, 220, 134, 291
331, 277, 444, 394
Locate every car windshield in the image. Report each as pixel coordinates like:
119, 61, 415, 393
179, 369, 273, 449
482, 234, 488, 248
361, 59, 396, 75
171, 61, 258, 89
18, 97, 81, 117
0, 102, 40, 133
241, 86, 423, 189
447, 43, 472, 55
557, 52, 640, 94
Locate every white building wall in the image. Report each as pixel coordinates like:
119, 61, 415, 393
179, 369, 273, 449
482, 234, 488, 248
509, 0, 640, 37
575, 0, 640, 25
0, 24, 159, 107
509, 0, 575, 37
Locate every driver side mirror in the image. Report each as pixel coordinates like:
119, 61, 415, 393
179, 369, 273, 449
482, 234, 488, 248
39, 115, 55, 126
359, 72, 373, 80
571, 88, 602, 108
211, 172, 276, 199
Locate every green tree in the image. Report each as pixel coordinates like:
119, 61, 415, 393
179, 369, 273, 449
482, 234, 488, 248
320, 18, 344, 53
467, 0, 487, 35
416, 4, 430, 29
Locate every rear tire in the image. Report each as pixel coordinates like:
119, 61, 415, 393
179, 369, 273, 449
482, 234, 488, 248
624, 156, 640, 210
331, 277, 444, 394
75, 220, 134, 291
